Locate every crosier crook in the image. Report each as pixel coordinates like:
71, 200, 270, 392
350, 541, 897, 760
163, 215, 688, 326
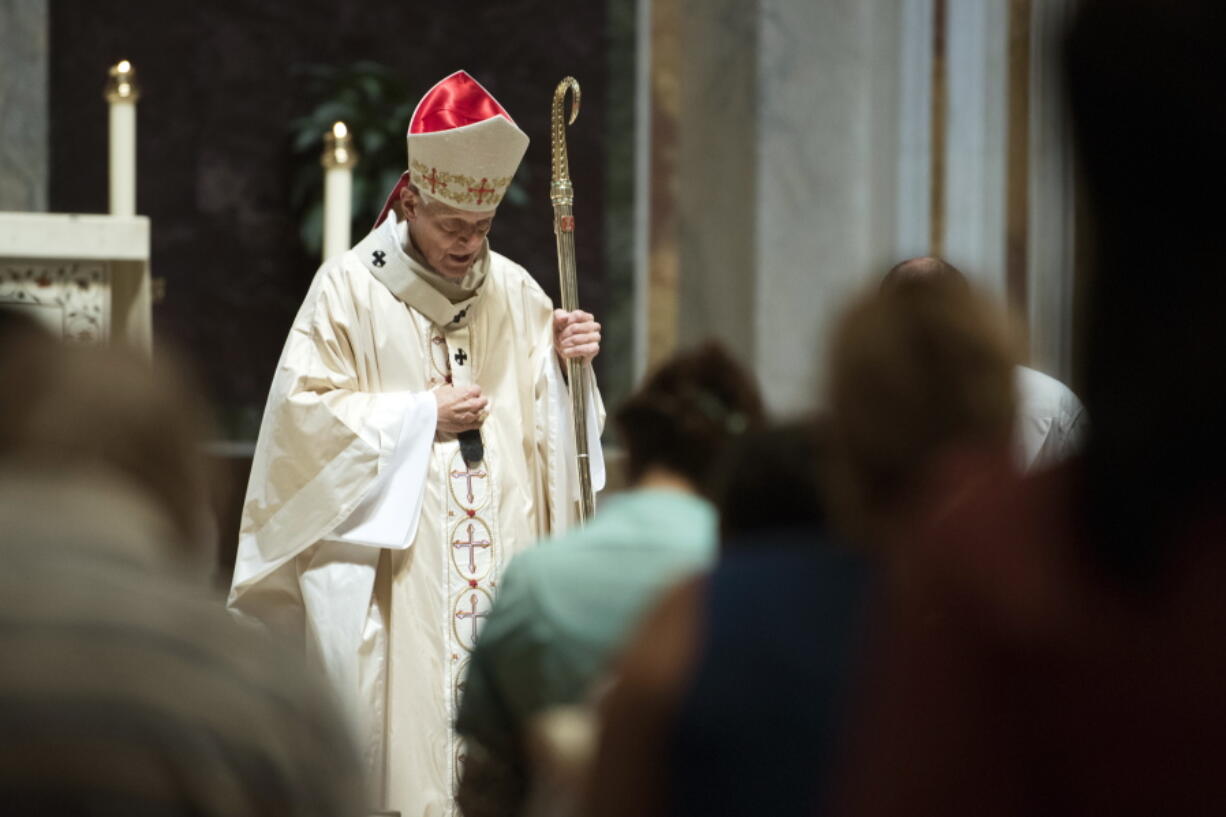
549, 77, 595, 524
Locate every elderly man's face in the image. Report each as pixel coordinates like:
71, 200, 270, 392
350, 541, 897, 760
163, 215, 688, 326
400, 186, 496, 280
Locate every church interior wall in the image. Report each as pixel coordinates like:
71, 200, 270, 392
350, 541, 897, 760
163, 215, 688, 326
646, 0, 1079, 413
0, 0, 48, 213
8, 0, 1085, 569
675, 0, 760, 369
893, 0, 936, 264
45, 0, 620, 444
651, 0, 912, 416
755, 0, 907, 416
1026, 0, 1079, 384
941, 0, 1010, 299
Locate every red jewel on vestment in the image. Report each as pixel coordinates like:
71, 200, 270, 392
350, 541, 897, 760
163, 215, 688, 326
469, 579, 478, 588
466, 509, 475, 517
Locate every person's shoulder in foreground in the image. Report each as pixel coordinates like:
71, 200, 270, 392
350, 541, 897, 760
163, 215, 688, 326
0, 469, 367, 817
587, 528, 875, 817
459, 487, 717, 737
0, 325, 367, 817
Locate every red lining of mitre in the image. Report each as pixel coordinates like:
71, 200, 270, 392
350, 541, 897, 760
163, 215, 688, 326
409, 70, 514, 134
373, 173, 410, 230
372, 72, 514, 230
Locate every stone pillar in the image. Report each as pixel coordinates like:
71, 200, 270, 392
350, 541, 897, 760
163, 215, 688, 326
753, 0, 905, 413
675, 0, 759, 367
0, 0, 48, 212
1026, 0, 1078, 382
942, 0, 1009, 297
644, 0, 1074, 411
661, 0, 907, 414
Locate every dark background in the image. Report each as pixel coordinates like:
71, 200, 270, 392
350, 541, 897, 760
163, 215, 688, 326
49, 0, 634, 442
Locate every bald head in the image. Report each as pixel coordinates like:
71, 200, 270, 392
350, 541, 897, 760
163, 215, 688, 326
881, 257, 970, 294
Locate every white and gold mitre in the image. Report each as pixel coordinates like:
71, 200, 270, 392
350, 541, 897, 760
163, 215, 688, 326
375, 70, 529, 224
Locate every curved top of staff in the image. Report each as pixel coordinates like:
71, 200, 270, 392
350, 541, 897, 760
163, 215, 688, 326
550, 77, 581, 205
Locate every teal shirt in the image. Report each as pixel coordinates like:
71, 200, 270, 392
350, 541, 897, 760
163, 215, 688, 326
455, 489, 717, 754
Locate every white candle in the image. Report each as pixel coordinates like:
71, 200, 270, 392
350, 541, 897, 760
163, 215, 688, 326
105, 60, 140, 217
322, 121, 358, 260
323, 166, 352, 258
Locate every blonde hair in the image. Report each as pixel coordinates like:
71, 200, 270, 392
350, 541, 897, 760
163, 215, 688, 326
824, 281, 1018, 545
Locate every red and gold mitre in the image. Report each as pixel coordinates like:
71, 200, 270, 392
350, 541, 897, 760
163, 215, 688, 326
375, 71, 529, 225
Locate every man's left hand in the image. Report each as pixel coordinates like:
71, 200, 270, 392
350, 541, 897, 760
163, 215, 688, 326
553, 309, 601, 363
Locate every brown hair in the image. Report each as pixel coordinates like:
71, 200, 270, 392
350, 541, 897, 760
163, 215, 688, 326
825, 282, 1018, 543
0, 331, 214, 556
615, 341, 766, 494
714, 418, 827, 544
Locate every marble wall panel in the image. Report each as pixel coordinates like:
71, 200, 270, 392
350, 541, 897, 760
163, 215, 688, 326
661, 0, 1070, 412
896, 0, 934, 260
755, 0, 903, 414
0, 0, 48, 212
943, 0, 1009, 296
675, 0, 758, 365
660, 0, 909, 414
1027, 0, 1077, 383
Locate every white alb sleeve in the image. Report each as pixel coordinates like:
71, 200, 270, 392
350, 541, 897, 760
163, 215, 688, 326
327, 390, 437, 549
547, 357, 606, 495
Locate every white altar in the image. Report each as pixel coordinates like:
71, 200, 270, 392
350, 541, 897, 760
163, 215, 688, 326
0, 211, 151, 352
0, 60, 150, 353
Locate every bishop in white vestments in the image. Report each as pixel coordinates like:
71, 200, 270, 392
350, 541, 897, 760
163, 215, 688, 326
228, 71, 605, 817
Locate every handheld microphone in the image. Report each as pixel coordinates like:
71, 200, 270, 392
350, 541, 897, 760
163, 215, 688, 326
458, 429, 484, 467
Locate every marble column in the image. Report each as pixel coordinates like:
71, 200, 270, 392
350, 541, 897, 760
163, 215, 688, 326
1026, 0, 1078, 382
0, 0, 48, 212
942, 0, 1009, 297
896, 0, 935, 262
675, 0, 759, 366
659, 0, 908, 414
645, 0, 1074, 412
753, 0, 906, 413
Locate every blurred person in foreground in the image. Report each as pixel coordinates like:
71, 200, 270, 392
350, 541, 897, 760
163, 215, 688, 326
824, 278, 1019, 553
832, 2, 1226, 815
0, 314, 365, 817
714, 419, 827, 550
583, 289, 1014, 816
455, 342, 765, 817
881, 256, 1086, 471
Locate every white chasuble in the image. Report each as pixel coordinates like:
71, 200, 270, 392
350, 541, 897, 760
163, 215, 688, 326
229, 216, 604, 817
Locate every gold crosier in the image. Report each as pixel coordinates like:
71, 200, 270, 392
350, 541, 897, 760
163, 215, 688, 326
550, 77, 595, 523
